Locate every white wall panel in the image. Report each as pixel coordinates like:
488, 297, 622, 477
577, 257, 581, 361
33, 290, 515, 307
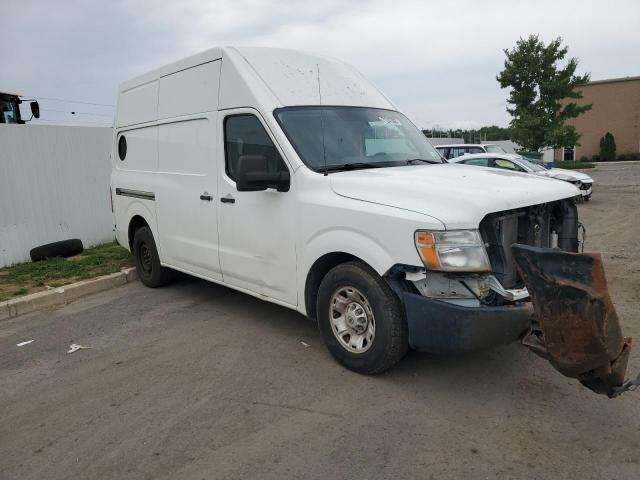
0, 125, 114, 267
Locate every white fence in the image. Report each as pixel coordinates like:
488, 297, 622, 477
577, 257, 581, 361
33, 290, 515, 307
0, 125, 114, 267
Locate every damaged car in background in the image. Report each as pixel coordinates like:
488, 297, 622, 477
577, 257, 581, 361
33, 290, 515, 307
450, 153, 595, 201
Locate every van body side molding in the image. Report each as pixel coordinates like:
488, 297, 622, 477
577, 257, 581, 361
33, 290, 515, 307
115, 188, 155, 201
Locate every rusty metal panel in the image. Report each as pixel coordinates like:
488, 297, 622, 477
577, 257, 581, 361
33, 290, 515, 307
512, 244, 639, 397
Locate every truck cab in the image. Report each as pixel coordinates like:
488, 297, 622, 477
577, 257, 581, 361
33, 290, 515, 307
0, 92, 40, 124
111, 47, 581, 374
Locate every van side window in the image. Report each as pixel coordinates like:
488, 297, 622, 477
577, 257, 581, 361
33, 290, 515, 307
224, 115, 286, 181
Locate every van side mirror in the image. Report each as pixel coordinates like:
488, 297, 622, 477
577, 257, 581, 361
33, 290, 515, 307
30, 101, 40, 119
236, 155, 290, 192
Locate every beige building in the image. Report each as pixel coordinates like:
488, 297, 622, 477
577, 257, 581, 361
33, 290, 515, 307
555, 76, 640, 161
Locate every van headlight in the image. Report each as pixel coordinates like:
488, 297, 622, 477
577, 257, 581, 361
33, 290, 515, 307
414, 230, 491, 272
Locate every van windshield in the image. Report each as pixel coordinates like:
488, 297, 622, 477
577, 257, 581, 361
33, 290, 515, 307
274, 107, 444, 172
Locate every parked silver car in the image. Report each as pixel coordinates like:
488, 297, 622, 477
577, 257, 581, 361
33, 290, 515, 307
449, 153, 594, 200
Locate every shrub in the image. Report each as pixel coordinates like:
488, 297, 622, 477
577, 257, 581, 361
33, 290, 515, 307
599, 132, 616, 161
616, 152, 640, 161
579, 155, 589, 162
559, 161, 595, 170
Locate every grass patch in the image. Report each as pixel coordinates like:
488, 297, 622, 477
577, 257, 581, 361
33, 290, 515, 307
0, 242, 132, 302
557, 161, 595, 170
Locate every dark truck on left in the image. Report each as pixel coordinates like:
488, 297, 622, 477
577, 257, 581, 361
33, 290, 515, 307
0, 91, 39, 124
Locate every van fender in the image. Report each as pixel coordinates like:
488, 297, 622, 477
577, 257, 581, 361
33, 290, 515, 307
120, 201, 160, 254
297, 228, 399, 316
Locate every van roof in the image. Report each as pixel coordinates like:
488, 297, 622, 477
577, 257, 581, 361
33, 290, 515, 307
117, 47, 395, 120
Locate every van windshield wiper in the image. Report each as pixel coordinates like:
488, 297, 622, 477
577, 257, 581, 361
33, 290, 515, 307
322, 162, 384, 173
405, 158, 442, 165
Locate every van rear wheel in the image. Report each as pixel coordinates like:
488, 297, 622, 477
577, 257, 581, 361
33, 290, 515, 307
316, 261, 408, 374
132, 226, 173, 288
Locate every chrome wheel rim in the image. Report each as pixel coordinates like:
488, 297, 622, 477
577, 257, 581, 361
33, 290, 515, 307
329, 286, 375, 354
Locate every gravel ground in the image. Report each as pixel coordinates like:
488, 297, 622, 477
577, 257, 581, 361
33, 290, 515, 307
1, 162, 639, 480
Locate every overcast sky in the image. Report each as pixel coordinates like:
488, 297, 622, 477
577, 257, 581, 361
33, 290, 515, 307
3, 0, 638, 130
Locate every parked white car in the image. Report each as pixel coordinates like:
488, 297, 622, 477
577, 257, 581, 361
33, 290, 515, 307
111, 47, 581, 373
450, 153, 594, 200
434, 143, 507, 159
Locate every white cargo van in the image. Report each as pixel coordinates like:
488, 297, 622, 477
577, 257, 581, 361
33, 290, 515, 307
111, 47, 580, 374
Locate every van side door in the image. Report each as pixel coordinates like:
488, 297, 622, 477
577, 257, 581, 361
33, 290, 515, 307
155, 116, 222, 279
216, 110, 297, 305
154, 60, 223, 280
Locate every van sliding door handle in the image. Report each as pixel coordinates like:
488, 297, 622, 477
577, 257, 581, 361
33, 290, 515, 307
220, 197, 235, 204
200, 194, 213, 201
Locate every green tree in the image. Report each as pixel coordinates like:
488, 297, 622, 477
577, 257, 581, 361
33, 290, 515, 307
497, 35, 591, 151
422, 125, 513, 143
599, 132, 616, 161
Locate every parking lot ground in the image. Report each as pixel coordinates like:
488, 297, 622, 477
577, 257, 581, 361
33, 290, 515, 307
1, 162, 639, 480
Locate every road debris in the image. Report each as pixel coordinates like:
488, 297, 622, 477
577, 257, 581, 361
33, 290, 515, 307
300, 341, 311, 348
16, 340, 34, 347
67, 344, 90, 354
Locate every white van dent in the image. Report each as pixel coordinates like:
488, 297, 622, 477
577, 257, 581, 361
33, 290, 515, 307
111, 47, 581, 373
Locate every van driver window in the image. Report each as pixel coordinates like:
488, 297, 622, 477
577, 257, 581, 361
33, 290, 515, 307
224, 115, 286, 181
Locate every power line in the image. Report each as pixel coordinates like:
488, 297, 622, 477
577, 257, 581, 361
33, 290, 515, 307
42, 108, 114, 118
28, 96, 115, 108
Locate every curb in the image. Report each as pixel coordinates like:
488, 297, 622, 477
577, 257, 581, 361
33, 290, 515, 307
0, 267, 138, 322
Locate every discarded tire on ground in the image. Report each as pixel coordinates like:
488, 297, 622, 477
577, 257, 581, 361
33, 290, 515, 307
30, 239, 84, 262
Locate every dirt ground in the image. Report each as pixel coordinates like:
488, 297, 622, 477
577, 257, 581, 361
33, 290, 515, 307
0, 162, 639, 480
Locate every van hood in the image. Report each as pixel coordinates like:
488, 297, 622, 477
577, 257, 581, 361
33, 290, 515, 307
330, 164, 580, 229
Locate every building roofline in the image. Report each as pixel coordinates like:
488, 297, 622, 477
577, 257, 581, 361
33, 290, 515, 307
583, 75, 640, 87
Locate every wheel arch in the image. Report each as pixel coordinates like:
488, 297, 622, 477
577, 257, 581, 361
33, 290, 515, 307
304, 252, 364, 321
116, 199, 158, 253
300, 228, 400, 320
128, 215, 150, 251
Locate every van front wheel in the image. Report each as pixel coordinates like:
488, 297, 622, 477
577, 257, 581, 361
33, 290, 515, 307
132, 226, 173, 288
316, 261, 408, 374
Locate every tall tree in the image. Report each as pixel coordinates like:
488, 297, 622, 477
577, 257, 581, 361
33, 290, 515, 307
497, 35, 591, 151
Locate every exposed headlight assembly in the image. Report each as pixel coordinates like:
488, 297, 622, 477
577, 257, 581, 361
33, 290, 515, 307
414, 230, 491, 272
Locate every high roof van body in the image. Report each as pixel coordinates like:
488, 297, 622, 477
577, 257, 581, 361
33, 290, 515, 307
111, 47, 580, 372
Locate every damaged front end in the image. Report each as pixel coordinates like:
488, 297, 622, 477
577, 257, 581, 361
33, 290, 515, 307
398, 197, 637, 398
512, 244, 640, 398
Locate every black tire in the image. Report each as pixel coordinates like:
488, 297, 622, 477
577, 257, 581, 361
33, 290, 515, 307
30, 239, 84, 262
132, 226, 173, 288
584, 195, 591, 202
316, 261, 408, 374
